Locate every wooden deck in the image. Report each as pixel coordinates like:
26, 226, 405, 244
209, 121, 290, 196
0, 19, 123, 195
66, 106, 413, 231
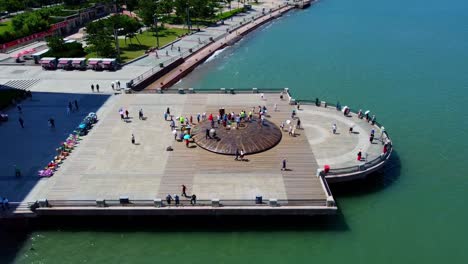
30, 93, 329, 210
192, 118, 282, 155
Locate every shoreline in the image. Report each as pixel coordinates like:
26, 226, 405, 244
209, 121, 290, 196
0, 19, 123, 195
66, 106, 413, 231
140, 3, 300, 91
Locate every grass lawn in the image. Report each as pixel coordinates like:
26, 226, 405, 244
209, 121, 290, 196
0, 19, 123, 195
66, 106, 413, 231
0, 20, 13, 35
118, 28, 187, 62
85, 28, 187, 62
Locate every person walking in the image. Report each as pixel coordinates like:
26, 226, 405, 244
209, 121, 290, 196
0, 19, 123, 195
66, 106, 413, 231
14, 165, 21, 177
370, 134, 374, 143
172, 129, 177, 140
166, 194, 172, 205
190, 194, 197, 205
297, 102, 301, 110
74, 100, 79, 111
197, 113, 201, 123
235, 149, 240, 161
2, 197, 9, 210
18, 117, 24, 128
139, 109, 143, 120
91, 84, 94, 92
357, 150, 362, 161
125, 110, 129, 119
17, 104, 22, 114
131, 134, 135, 144
240, 149, 245, 161
166, 107, 170, 115
297, 118, 301, 129
205, 128, 211, 139
332, 124, 337, 134
280, 121, 285, 131
96, 84, 100, 93
288, 126, 293, 136
181, 185, 187, 197
49, 118, 55, 128
170, 119, 175, 130
111, 82, 115, 90
174, 194, 180, 205
281, 159, 287, 171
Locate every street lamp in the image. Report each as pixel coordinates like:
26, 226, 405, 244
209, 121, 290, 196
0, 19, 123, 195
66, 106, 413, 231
154, 14, 159, 48
186, 6, 191, 33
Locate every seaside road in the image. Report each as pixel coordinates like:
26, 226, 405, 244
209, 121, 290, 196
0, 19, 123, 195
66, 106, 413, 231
146, 5, 295, 90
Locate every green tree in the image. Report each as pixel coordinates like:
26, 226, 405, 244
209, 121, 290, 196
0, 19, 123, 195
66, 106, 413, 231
1, 0, 25, 13
138, 0, 158, 26
46, 36, 65, 51
85, 19, 115, 58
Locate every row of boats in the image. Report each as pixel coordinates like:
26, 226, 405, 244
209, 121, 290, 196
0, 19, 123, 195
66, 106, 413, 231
39, 57, 119, 71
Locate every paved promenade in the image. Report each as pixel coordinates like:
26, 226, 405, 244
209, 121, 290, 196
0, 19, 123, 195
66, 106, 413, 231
145, 5, 294, 89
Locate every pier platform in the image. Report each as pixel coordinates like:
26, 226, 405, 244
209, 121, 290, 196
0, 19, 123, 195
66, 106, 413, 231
1, 90, 392, 218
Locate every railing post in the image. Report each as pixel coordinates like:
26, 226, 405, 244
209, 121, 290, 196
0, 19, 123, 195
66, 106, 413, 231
212, 198, 220, 207
96, 199, 106, 207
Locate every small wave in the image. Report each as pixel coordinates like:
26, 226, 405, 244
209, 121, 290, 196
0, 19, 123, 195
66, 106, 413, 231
204, 47, 228, 63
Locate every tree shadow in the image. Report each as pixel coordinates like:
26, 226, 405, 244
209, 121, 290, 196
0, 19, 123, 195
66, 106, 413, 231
120, 44, 150, 52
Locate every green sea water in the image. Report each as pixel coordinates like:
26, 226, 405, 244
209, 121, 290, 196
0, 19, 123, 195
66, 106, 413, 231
5, 0, 468, 263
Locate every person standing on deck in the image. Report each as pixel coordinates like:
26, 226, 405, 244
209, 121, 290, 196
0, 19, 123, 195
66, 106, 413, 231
131, 134, 135, 144
174, 194, 180, 205
18, 117, 24, 128
297, 118, 301, 129
191, 194, 197, 205
235, 149, 240, 161
166, 107, 170, 115
91, 84, 94, 92
281, 159, 287, 171
173, 129, 177, 140
96, 84, 100, 93
170, 119, 175, 130
357, 150, 362, 161
181, 185, 187, 197
166, 194, 172, 205
332, 124, 337, 134
197, 113, 201, 123
139, 109, 144, 120
240, 149, 245, 161
125, 110, 129, 119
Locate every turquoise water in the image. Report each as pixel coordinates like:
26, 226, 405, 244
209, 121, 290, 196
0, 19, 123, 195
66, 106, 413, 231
6, 0, 468, 262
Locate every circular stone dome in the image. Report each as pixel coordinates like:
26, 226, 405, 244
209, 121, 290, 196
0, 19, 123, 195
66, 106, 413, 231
191, 119, 282, 155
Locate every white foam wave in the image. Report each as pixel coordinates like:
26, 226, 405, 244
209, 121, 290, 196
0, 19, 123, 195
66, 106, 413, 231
204, 47, 228, 63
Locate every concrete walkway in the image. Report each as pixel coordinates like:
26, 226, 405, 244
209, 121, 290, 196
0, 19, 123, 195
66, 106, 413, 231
145, 5, 294, 89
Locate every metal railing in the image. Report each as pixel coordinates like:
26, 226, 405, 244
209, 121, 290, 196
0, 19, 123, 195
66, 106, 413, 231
130, 4, 290, 88
36, 198, 328, 209
295, 97, 393, 177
